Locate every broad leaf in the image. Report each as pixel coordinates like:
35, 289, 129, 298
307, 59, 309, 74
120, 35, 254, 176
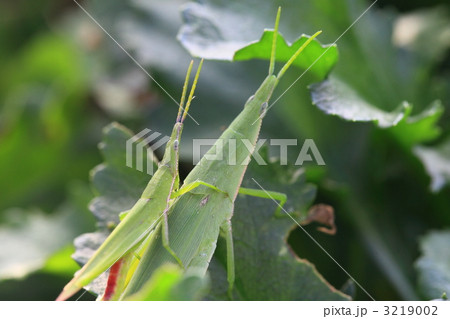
310, 77, 443, 146
415, 230, 450, 299
208, 151, 350, 300
0, 209, 75, 280
179, 2, 337, 80
72, 122, 157, 296
0, 183, 93, 281
387, 101, 443, 148
414, 138, 450, 192
310, 77, 409, 128
88, 122, 156, 228
307, 3, 447, 149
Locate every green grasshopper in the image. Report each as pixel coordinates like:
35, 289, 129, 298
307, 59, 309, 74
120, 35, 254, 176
120, 9, 323, 299
57, 59, 213, 300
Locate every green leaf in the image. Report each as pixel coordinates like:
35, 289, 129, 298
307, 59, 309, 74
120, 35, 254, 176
387, 101, 443, 148
72, 122, 158, 295
41, 246, 80, 278
310, 77, 410, 128
413, 138, 450, 192
0, 182, 93, 281
310, 77, 444, 146
0, 209, 74, 280
126, 264, 209, 301
208, 150, 350, 300
179, 2, 337, 80
89, 122, 156, 229
0, 208, 86, 280
415, 230, 450, 299
235, 31, 337, 80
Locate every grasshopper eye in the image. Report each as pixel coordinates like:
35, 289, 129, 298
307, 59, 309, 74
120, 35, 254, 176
245, 95, 255, 105
173, 140, 179, 150
259, 102, 268, 116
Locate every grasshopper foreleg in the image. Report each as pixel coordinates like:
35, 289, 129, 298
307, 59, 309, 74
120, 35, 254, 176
171, 180, 228, 198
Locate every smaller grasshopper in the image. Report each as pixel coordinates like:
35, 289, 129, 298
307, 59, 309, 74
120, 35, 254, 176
57, 60, 215, 301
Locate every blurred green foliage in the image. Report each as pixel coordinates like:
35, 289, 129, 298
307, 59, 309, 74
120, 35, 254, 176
0, 0, 449, 300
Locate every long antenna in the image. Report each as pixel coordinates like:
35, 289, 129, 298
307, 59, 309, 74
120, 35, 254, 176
277, 30, 322, 79
268, 7, 281, 76
181, 59, 203, 123
177, 60, 194, 122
